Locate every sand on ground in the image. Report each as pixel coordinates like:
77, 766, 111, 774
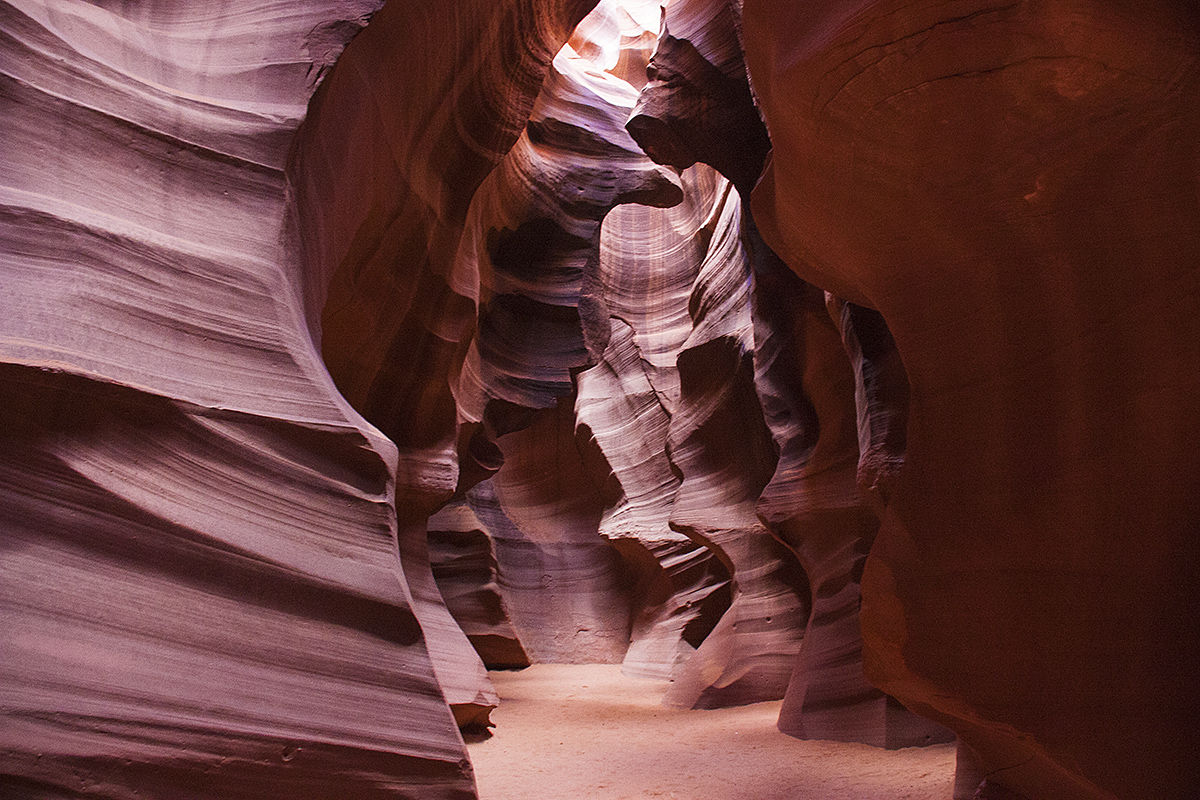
465, 664, 955, 800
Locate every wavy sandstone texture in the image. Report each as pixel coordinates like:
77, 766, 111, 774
579, 168, 743, 684
446, 1, 691, 667
288, 0, 614, 730
427, 499, 530, 670
0, 0, 613, 796
625, 0, 949, 747
4, 0, 1198, 799
0, 0, 484, 797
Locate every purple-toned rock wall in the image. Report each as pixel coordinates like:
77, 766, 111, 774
4, 1, 1197, 798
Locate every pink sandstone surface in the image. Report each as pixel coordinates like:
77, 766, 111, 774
2, 1, 1197, 799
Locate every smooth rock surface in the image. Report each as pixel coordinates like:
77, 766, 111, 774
289, 0, 608, 728
428, 500, 531, 670
744, 1, 1200, 797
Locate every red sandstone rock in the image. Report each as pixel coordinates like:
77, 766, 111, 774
290, 0, 619, 730
428, 0, 806, 701
744, 1, 1200, 797
8, 0, 1196, 797
586, 164, 812, 699
484, 397, 637, 663
660, 174, 810, 707
446, 0, 699, 668
450, 21, 682, 427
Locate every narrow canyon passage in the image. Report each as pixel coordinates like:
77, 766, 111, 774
2, 0, 1196, 797
466, 666, 956, 800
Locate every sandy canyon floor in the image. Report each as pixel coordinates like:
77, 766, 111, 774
465, 664, 956, 800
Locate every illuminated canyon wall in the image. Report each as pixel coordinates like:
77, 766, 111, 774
2, 1, 1197, 799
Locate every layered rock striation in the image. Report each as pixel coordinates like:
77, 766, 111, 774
624, 0, 948, 746
5, 0, 1197, 798
0, 0, 481, 796
288, 0, 613, 730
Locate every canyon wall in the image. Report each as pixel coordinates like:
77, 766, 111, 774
4, 1, 1198, 799
0, 0, 481, 797
743, 1, 1200, 798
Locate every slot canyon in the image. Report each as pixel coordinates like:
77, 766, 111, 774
1, 1, 1197, 799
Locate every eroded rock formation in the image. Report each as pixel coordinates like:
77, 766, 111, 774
428, 499, 530, 670
743, 1, 1200, 798
4, 0, 1198, 798
624, 0, 949, 746
288, 0, 621, 733
579, 168, 745, 684
0, 1, 478, 796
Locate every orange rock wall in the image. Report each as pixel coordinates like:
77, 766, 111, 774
744, 1, 1200, 797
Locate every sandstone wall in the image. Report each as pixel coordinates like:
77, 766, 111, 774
744, 1, 1200, 797
0, 1, 479, 796
5, 1, 1197, 798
